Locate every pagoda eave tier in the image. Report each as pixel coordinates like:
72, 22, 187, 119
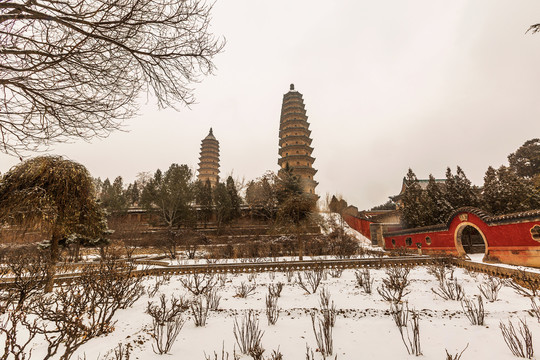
279, 166, 317, 176
279, 129, 311, 138
283, 95, 303, 103
198, 167, 220, 172
290, 166, 318, 175
278, 156, 315, 165
199, 155, 219, 162
279, 119, 310, 130
279, 135, 312, 146
278, 145, 314, 155
200, 148, 219, 154
281, 109, 307, 117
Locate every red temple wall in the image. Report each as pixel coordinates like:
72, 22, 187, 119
382, 210, 540, 267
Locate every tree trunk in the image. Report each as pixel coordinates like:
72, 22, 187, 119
45, 228, 60, 292
297, 226, 304, 261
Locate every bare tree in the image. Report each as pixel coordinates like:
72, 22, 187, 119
0, 0, 224, 155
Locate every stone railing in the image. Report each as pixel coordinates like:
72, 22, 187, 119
1, 255, 540, 289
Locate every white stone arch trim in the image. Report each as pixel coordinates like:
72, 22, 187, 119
454, 221, 488, 257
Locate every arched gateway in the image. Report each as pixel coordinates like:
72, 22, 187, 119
454, 222, 487, 257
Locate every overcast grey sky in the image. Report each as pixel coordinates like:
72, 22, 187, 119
2, 0, 540, 210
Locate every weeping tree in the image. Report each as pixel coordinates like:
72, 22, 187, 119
0, 156, 108, 291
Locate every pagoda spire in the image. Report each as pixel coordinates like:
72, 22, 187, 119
278, 85, 318, 196
197, 128, 219, 187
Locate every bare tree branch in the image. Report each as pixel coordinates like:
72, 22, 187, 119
0, 0, 224, 155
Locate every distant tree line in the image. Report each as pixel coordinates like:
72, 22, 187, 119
402, 138, 540, 228
95, 163, 317, 232
95, 164, 242, 231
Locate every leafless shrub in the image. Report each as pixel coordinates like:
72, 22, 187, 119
235, 281, 257, 298
500, 318, 534, 359
297, 268, 324, 294
506, 270, 540, 298
191, 296, 210, 327
328, 268, 343, 278
0, 307, 39, 360
146, 294, 189, 326
354, 269, 365, 287
285, 269, 295, 283
265, 294, 280, 325
105, 343, 132, 360
248, 272, 258, 282
146, 295, 187, 355
319, 287, 336, 328
427, 262, 454, 284
311, 311, 333, 357
530, 298, 540, 322
390, 301, 409, 328
305, 345, 337, 360
397, 308, 422, 356
265, 349, 284, 360
80, 260, 145, 333
461, 295, 485, 325
150, 314, 185, 355
248, 347, 265, 360
432, 279, 465, 301
146, 275, 169, 298
205, 288, 222, 311
217, 273, 228, 287
445, 344, 469, 360
180, 273, 216, 296
377, 265, 411, 303
0, 247, 48, 310
358, 269, 373, 294
268, 282, 284, 298
233, 310, 264, 355
30, 283, 107, 359
478, 276, 503, 302
204, 342, 240, 360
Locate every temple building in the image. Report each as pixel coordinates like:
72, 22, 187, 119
278, 84, 318, 196
197, 128, 220, 187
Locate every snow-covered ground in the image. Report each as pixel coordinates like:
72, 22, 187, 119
320, 212, 372, 247
54, 265, 540, 360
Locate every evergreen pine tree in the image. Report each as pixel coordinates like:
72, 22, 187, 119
454, 166, 479, 207
482, 166, 501, 214
444, 166, 478, 209
100, 176, 128, 212
195, 179, 213, 226
482, 166, 540, 215
401, 168, 425, 228
125, 181, 140, 206
424, 174, 453, 225
226, 176, 241, 220
508, 138, 540, 179
213, 182, 233, 229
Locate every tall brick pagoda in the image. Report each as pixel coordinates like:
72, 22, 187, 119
197, 128, 220, 187
278, 84, 318, 196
